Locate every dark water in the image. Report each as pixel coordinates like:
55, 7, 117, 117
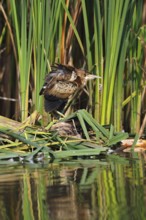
0, 153, 146, 220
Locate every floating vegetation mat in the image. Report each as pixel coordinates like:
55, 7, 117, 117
0, 110, 128, 163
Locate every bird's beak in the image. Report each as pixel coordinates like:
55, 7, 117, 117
85, 74, 101, 80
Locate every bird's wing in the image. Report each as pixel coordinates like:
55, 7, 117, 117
52, 64, 78, 81
52, 63, 75, 74
39, 64, 78, 96
39, 71, 63, 95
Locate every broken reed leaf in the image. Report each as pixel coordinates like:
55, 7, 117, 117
81, 141, 103, 148
66, 143, 88, 150
0, 109, 130, 161
0, 142, 22, 149
108, 132, 129, 146
0, 128, 41, 149
0, 116, 22, 130
60, 111, 77, 121
52, 147, 108, 159
61, 109, 110, 142
78, 110, 110, 138
77, 112, 90, 139
0, 149, 30, 159
55, 136, 68, 149
109, 124, 114, 140
0, 152, 20, 159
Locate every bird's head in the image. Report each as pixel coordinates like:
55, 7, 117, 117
76, 69, 101, 86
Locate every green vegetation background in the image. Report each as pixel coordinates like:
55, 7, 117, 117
0, 0, 145, 133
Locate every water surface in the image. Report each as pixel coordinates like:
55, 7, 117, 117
0, 153, 146, 220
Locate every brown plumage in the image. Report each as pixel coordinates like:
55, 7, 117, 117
39, 63, 99, 113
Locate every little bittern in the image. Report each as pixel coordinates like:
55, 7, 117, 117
39, 63, 99, 113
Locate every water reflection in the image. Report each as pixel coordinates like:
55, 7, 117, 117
0, 154, 146, 220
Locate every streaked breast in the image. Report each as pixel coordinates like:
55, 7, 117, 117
45, 81, 78, 99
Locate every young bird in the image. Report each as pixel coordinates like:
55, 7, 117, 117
39, 63, 99, 113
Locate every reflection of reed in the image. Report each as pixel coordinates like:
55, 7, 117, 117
46, 184, 91, 220
27, 161, 146, 220
0, 157, 146, 220
0, 168, 23, 220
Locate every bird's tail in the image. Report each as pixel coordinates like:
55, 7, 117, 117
44, 95, 67, 113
